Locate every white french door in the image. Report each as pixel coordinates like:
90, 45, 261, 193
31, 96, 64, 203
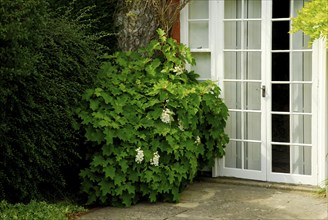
266, 0, 316, 184
219, 0, 266, 181
181, 0, 318, 185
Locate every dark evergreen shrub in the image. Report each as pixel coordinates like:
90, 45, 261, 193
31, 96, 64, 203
47, 0, 119, 53
0, 0, 100, 202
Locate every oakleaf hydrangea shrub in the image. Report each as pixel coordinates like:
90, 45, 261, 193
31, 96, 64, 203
77, 29, 229, 207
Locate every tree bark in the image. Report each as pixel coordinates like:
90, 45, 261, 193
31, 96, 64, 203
116, 0, 189, 51
116, 1, 158, 51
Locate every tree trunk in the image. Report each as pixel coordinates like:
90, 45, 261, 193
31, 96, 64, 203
116, 1, 158, 51
116, 0, 189, 51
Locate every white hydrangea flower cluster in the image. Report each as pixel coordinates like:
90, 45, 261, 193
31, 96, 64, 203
135, 147, 144, 164
210, 86, 215, 94
195, 136, 201, 145
172, 66, 185, 75
161, 108, 175, 124
207, 86, 215, 94
150, 151, 160, 166
178, 119, 184, 131
135, 147, 160, 166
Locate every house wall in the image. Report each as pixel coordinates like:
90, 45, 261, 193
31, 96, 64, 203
315, 38, 328, 186
171, 0, 181, 42
171, 17, 180, 42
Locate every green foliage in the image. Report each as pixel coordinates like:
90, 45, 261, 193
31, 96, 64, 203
0, 200, 85, 220
77, 29, 229, 207
290, 0, 328, 47
0, 0, 101, 202
317, 179, 328, 197
47, 0, 119, 53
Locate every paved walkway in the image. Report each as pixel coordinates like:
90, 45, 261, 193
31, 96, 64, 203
78, 178, 328, 220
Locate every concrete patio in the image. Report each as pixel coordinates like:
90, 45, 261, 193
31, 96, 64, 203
78, 178, 328, 220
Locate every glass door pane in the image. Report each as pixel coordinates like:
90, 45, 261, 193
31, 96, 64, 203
292, 52, 312, 81
292, 146, 311, 175
272, 145, 290, 173
245, 142, 261, 171
225, 141, 242, 169
246, 52, 261, 80
224, 0, 261, 19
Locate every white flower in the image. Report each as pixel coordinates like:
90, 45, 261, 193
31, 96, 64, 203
210, 86, 215, 94
178, 119, 184, 131
161, 108, 175, 124
150, 151, 160, 166
172, 66, 184, 76
135, 147, 144, 164
195, 136, 201, 145
207, 86, 215, 94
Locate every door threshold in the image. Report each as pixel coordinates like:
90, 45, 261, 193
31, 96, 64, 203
199, 176, 320, 193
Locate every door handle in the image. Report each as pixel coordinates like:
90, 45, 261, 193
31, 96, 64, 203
261, 85, 266, 98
